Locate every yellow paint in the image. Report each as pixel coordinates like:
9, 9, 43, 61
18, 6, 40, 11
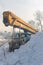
3, 11, 38, 33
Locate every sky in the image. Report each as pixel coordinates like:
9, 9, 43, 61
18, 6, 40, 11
0, 0, 43, 32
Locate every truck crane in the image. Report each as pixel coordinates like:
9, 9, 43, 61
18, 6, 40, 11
3, 11, 37, 51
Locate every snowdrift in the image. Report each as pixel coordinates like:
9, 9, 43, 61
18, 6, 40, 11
0, 31, 43, 65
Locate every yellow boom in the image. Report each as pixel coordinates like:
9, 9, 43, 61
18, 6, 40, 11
3, 11, 37, 33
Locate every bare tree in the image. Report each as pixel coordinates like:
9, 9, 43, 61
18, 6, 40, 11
34, 10, 43, 31
29, 20, 35, 27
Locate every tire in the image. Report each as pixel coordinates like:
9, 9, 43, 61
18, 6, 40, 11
9, 41, 20, 52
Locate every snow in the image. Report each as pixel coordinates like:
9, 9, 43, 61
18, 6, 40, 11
0, 31, 43, 65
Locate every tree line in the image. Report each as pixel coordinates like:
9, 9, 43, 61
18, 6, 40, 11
29, 10, 43, 31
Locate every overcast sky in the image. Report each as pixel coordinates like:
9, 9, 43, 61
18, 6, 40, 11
0, 0, 43, 31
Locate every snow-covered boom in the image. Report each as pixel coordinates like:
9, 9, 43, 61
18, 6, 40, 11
3, 11, 37, 51
3, 11, 37, 34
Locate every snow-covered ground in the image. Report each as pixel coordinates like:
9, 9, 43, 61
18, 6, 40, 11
0, 31, 43, 65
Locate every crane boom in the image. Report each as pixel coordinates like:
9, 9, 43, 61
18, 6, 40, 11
3, 11, 37, 33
